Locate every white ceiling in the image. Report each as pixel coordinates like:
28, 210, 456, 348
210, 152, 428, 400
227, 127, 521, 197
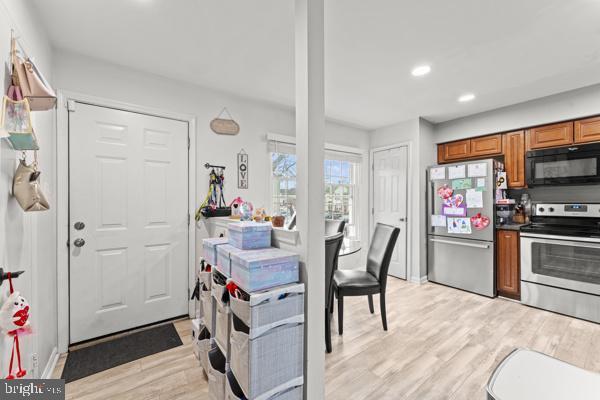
31, 0, 600, 130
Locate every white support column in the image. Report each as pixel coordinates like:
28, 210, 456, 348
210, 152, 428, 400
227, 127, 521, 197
295, 0, 325, 398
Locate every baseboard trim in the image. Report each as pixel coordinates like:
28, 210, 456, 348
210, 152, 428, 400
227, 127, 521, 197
41, 347, 59, 379
410, 276, 428, 285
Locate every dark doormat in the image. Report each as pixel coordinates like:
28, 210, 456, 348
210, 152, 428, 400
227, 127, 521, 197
61, 323, 183, 383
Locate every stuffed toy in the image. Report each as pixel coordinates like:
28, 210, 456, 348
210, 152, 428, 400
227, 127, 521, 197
0, 273, 32, 379
229, 197, 244, 219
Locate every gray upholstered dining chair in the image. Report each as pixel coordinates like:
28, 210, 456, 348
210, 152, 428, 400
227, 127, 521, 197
324, 233, 344, 353
325, 219, 346, 236
333, 223, 400, 333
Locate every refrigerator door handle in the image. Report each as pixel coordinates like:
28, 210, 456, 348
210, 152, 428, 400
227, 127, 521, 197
429, 238, 490, 249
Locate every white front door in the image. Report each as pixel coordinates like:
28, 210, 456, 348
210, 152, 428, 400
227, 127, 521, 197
69, 103, 189, 343
372, 146, 408, 279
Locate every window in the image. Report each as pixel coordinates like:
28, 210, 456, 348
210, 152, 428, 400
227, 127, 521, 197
271, 152, 297, 222
269, 141, 361, 240
324, 159, 359, 239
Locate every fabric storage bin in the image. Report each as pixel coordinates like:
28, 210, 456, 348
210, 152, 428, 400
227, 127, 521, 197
208, 347, 227, 400
200, 270, 212, 291
217, 244, 245, 277
203, 237, 229, 266
198, 326, 212, 375
231, 248, 299, 292
228, 221, 272, 250
230, 283, 304, 335
225, 370, 247, 400
201, 286, 213, 334
212, 270, 230, 308
226, 370, 302, 400
192, 318, 202, 359
230, 314, 304, 399
195, 298, 202, 320
215, 301, 231, 356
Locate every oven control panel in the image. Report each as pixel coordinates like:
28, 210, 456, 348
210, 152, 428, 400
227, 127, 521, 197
534, 203, 600, 217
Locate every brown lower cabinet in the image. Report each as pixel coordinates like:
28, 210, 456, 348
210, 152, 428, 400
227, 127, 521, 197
496, 229, 520, 300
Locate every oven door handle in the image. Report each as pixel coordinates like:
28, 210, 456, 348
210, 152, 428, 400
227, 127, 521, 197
521, 232, 600, 244
429, 238, 490, 249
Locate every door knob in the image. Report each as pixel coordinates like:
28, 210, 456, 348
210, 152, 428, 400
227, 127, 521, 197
74, 221, 85, 230
74, 238, 86, 248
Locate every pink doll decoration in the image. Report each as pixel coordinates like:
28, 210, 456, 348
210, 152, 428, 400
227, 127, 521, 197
0, 273, 32, 379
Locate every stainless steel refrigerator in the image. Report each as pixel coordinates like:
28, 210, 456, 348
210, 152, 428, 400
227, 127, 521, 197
427, 158, 497, 297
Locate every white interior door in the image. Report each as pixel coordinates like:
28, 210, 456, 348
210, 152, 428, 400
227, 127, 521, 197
69, 103, 189, 343
372, 146, 408, 279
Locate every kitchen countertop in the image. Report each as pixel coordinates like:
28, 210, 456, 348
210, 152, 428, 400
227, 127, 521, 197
496, 223, 529, 231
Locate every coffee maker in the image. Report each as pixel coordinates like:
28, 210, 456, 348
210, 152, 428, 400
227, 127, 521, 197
496, 203, 515, 225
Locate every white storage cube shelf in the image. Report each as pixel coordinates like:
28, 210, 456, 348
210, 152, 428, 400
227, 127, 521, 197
230, 248, 299, 293
217, 244, 245, 277
230, 313, 304, 400
228, 221, 272, 250
203, 237, 229, 266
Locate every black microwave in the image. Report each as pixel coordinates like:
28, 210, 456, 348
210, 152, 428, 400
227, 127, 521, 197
526, 142, 600, 186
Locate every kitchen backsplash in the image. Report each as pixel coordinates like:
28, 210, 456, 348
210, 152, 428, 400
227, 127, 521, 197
508, 185, 600, 203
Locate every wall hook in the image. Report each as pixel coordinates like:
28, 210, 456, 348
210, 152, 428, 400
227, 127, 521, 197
0, 268, 25, 287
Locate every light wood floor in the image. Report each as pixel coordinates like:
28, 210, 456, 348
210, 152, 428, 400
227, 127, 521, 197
54, 278, 600, 399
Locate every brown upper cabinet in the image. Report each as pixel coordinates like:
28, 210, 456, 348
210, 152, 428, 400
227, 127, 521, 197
470, 134, 503, 157
503, 131, 526, 188
575, 116, 600, 144
526, 122, 573, 150
438, 134, 502, 163
441, 139, 471, 161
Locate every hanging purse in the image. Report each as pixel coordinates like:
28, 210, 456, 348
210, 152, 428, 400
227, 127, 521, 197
12, 154, 49, 212
11, 37, 56, 111
1, 86, 39, 151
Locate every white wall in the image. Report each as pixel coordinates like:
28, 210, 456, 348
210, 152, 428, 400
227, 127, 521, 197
52, 49, 370, 291
0, 0, 57, 378
434, 82, 600, 143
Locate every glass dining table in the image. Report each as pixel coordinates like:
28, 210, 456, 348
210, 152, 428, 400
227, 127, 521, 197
339, 238, 361, 257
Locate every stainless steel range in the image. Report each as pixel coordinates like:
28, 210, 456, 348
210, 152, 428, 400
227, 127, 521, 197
520, 203, 600, 323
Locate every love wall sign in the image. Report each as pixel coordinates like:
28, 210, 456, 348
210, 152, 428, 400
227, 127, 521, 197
238, 149, 248, 189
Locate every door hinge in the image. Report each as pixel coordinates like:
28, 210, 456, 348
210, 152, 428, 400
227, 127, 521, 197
188, 287, 190, 300
67, 100, 76, 112
371, 207, 374, 215
66, 239, 70, 248
188, 213, 191, 226
187, 136, 190, 150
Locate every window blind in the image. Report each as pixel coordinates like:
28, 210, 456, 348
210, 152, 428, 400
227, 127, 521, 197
268, 139, 363, 164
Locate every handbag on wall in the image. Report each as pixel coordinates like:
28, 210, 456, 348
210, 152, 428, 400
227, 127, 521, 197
12, 155, 49, 212
11, 37, 56, 111
1, 86, 39, 151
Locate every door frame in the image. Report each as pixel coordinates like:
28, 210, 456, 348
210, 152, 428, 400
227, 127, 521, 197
369, 142, 412, 281
56, 90, 197, 352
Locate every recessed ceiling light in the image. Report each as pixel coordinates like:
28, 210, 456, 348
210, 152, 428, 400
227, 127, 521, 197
458, 93, 475, 102
411, 65, 431, 77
